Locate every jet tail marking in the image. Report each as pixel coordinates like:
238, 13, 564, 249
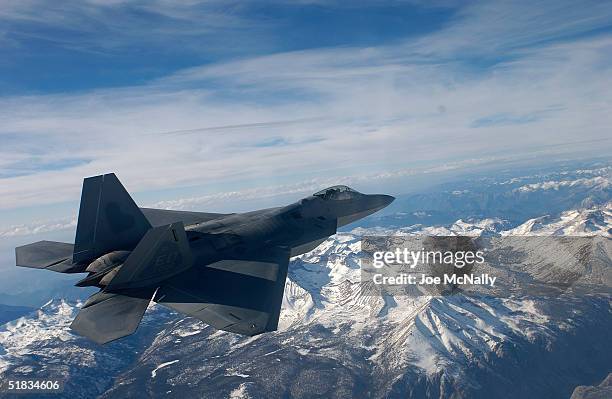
105, 222, 193, 291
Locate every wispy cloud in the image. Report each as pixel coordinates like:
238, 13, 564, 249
469, 106, 565, 128
0, 1, 611, 213
0, 217, 76, 238
0, 0, 256, 52
411, 0, 612, 57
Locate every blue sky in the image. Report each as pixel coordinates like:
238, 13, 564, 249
1, 2, 454, 94
1, 0, 612, 234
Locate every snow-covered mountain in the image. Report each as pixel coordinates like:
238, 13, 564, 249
0, 204, 610, 398
372, 165, 611, 228
0, 299, 177, 398
504, 203, 611, 236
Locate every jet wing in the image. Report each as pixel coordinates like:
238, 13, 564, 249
140, 208, 230, 227
154, 246, 290, 336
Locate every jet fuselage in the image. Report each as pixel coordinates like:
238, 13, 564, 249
184, 189, 395, 269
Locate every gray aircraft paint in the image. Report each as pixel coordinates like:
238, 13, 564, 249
15, 174, 393, 344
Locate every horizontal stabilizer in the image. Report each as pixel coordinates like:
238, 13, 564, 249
15, 241, 81, 273
70, 289, 154, 344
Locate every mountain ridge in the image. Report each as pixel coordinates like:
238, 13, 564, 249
0, 203, 610, 398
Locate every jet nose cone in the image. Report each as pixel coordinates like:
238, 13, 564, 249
381, 194, 395, 206
336, 193, 395, 227
370, 194, 395, 210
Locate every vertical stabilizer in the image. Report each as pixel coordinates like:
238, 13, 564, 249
73, 173, 151, 263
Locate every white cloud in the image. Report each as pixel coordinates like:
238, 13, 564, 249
0, 0, 255, 53
514, 176, 611, 193
0, 1, 611, 212
411, 0, 612, 57
0, 217, 76, 238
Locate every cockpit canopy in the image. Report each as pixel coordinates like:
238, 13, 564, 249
313, 185, 361, 200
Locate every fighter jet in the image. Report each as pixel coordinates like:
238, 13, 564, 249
15, 173, 394, 344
